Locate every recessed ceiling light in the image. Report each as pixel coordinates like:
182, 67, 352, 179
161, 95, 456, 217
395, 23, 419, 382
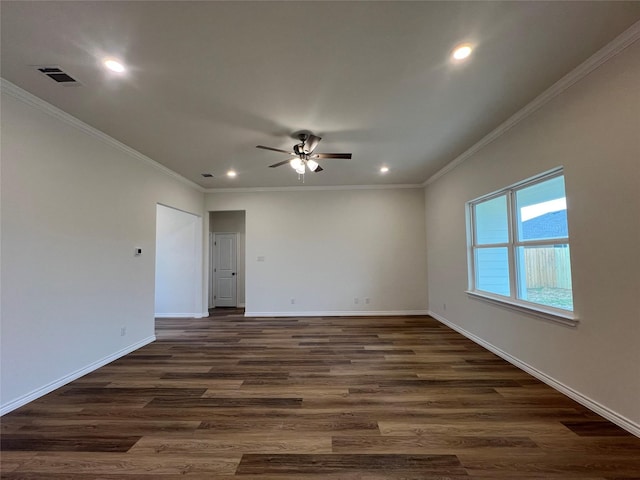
227, 170, 237, 178
452, 44, 473, 61
380, 166, 389, 173
103, 58, 125, 73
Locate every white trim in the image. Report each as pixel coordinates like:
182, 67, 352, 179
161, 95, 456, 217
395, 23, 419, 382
428, 311, 640, 438
244, 310, 429, 317
465, 290, 578, 327
466, 169, 575, 325
208, 232, 215, 309
0, 78, 204, 193
205, 184, 423, 193
467, 166, 564, 205
0, 335, 156, 416
424, 21, 640, 186
4, 21, 639, 195
154, 313, 207, 318
0, 77, 418, 194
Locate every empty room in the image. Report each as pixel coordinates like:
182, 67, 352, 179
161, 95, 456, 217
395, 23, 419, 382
1, 2, 639, 478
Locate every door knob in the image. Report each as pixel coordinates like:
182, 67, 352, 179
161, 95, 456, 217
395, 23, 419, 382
232, 272, 236, 276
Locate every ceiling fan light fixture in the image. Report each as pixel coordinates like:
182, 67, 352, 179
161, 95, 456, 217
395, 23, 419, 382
307, 159, 320, 172
256, 132, 352, 180
290, 158, 303, 170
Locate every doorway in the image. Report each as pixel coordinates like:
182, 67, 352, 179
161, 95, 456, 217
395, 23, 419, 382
155, 204, 203, 317
209, 211, 246, 310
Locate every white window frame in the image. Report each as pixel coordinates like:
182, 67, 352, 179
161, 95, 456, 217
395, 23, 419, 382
465, 168, 578, 326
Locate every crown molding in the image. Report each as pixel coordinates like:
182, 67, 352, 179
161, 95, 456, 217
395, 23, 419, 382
205, 184, 424, 193
6, 17, 637, 194
423, 20, 640, 187
0, 78, 205, 193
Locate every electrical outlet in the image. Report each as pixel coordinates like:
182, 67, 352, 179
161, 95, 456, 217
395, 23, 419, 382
365, 298, 370, 305
290, 298, 295, 305
443, 303, 447, 311
120, 327, 126, 337
354, 298, 359, 304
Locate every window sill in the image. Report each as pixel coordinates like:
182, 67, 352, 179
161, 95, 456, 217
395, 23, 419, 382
465, 290, 579, 327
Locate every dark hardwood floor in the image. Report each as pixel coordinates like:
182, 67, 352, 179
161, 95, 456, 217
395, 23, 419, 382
2, 314, 639, 478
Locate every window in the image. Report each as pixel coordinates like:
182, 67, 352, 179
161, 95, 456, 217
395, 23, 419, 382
467, 169, 575, 324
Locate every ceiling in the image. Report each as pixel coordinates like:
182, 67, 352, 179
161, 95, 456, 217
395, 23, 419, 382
2, 2, 639, 189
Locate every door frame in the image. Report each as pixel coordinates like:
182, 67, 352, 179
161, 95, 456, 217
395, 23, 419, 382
208, 232, 215, 308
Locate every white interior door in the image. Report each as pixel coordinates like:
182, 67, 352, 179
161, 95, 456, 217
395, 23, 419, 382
214, 233, 237, 307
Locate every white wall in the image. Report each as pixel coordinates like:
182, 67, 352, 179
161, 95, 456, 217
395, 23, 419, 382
205, 188, 428, 315
155, 205, 203, 317
424, 42, 640, 431
210, 211, 246, 307
0, 82, 204, 413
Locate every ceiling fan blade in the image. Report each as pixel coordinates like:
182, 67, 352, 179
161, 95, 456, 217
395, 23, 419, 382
312, 153, 352, 159
256, 145, 294, 155
268, 159, 292, 168
303, 134, 322, 154
311, 165, 324, 172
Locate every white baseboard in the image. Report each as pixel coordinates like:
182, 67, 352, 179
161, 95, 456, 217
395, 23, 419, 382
244, 310, 429, 317
155, 313, 206, 318
0, 335, 156, 416
428, 311, 640, 438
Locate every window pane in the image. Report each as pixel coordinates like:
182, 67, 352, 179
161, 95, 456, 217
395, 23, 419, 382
475, 247, 510, 296
474, 195, 508, 245
516, 244, 573, 311
517, 176, 568, 241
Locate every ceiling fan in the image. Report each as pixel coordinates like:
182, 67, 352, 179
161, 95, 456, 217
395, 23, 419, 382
256, 133, 352, 175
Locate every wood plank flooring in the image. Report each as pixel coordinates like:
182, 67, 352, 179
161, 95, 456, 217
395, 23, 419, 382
2, 313, 639, 479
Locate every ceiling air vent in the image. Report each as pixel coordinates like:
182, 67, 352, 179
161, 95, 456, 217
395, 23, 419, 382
201, 173, 214, 178
36, 66, 80, 86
